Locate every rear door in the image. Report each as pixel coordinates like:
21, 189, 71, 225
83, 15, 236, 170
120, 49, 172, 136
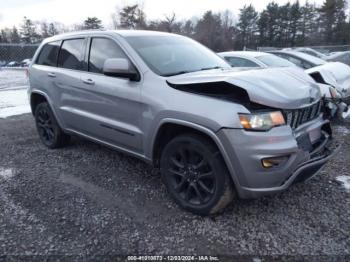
73, 37, 143, 153
30, 40, 61, 111
54, 38, 88, 130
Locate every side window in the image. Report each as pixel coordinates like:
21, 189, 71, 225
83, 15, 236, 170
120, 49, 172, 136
285, 56, 303, 67
281, 55, 310, 69
302, 50, 314, 57
342, 53, 350, 62
88, 38, 128, 74
36, 41, 61, 66
224, 57, 259, 68
58, 39, 84, 70
289, 57, 312, 69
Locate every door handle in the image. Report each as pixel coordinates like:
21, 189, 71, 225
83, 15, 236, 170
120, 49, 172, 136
48, 72, 56, 78
82, 78, 95, 85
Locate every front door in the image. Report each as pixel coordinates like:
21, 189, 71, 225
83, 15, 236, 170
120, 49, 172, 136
74, 37, 143, 153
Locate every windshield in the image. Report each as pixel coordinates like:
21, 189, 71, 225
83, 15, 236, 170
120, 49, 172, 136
256, 54, 295, 67
125, 35, 230, 76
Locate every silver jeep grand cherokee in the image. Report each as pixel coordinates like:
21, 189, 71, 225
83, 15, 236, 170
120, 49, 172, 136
28, 30, 338, 215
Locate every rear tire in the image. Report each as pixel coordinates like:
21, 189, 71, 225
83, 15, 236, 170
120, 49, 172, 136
160, 134, 234, 215
34, 102, 70, 149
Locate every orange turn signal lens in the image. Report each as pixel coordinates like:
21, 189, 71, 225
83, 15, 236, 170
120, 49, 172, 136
238, 115, 251, 129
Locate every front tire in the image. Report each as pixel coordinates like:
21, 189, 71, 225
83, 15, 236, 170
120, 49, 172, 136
34, 102, 70, 149
160, 134, 234, 215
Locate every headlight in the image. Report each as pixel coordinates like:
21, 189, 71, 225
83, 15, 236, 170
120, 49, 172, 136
238, 111, 285, 131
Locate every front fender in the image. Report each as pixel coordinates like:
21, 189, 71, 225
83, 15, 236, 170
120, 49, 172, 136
146, 118, 242, 191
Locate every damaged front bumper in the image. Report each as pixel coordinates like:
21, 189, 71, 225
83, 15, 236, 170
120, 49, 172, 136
324, 98, 350, 120
217, 116, 340, 199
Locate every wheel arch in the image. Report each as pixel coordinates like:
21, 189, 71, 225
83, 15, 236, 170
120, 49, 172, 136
29, 90, 65, 129
150, 119, 241, 189
30, 91, 49, 115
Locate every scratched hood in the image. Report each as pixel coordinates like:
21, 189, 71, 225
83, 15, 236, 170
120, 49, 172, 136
306, 62, 350, 97
167, 67, 321, 109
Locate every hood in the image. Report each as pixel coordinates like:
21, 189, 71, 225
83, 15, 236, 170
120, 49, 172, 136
317, 83, 333, 98
167, 67, 321, 109
306, 62, 350, 97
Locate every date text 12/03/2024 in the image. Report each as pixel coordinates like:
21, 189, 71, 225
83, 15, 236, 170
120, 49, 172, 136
127, 256, 220, 261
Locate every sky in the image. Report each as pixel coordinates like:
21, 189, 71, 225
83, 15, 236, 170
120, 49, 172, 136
0, 0, 328, 29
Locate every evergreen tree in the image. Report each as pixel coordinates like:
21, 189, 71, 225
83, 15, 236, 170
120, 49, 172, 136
319, 0, 347, 44
195, 11, 224, 51
10, 26, 21, 43
41, 22, 50, 38
83, 17, 103, 30
182, 20, 195, 36
289, 1, 302, 46
258, 2, 280, 47
48, 23, 58, 36
258, 10, 269, 46
236, 4, 258, 49
119, 4, 146, 29
0, 29, 9, 43
299, 1, 320, 45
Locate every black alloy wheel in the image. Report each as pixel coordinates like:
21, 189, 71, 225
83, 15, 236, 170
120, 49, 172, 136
35, 102, 70, 148
160, 134, 234, 215
167, 145, 216, 205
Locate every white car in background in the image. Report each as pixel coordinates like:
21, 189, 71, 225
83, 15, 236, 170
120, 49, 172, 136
326, 51, 350, 66
269, 50, 350, 101
285, 47, 328, 60
218, 51, 337, 98
218, 51, 349, 119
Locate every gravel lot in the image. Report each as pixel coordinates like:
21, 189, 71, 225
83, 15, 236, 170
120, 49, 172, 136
0, 112, 349, 259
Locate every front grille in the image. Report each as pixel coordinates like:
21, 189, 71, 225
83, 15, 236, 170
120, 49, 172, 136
283, 100, 322, 129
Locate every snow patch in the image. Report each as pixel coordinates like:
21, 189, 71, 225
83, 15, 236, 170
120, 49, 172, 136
0, 168, 15, 180
0, 69, 28, 91
0, 104, 31, 118
333, 125, 350, 135
336, 176, 350, 192
0, 89, 31, 118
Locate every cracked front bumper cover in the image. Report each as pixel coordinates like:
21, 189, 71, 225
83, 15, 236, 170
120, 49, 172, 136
217, 117, 339, 199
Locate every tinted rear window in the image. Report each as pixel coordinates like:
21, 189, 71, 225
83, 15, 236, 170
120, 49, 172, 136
58, 39, 84, 70
36, 41, 61, 66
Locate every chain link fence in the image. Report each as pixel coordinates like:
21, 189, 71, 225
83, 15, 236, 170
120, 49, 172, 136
0, 43, 39, 67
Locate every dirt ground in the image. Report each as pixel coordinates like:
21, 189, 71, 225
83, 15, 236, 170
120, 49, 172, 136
0, 113, 349, 259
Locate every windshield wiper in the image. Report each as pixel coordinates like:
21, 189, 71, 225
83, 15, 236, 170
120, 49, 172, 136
162, 70, 194, 77
200, 66, 223, 71
163, 66, 223, 77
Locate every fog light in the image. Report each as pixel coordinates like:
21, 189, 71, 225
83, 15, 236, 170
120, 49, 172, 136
262, 156, 288, 168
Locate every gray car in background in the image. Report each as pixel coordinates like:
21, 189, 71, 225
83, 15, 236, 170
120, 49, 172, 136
28, 31, 338, 215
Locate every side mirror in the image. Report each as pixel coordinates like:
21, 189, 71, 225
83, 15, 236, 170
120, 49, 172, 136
103, 58, 139, 81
